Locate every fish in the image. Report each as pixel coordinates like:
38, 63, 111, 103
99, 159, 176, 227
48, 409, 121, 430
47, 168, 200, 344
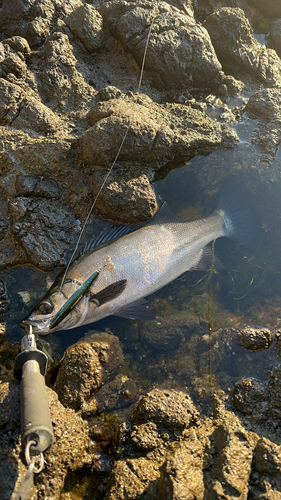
21, 181, 258, 336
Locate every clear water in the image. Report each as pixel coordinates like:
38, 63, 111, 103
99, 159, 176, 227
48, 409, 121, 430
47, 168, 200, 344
2, 106, 281, 407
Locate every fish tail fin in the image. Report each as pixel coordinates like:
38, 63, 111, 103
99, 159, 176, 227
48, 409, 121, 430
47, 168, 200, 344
216, 180, 260, 244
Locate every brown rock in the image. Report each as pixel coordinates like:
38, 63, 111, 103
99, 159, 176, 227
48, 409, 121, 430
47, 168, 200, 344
131, 388, 199, 431
54, 341, 103, 410
232, 378, 269, 418
204, 8, 281, 85
64, 4, 104, 53
131, 422, 163, 451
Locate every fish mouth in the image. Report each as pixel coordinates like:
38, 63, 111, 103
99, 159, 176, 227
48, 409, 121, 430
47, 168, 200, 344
20, 318, 51, 335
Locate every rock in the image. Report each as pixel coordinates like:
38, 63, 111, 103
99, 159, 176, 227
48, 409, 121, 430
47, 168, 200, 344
93, 373, 138, 413
244, 87, 281, 158
105, 457, 161, 499
248, 0, 281, 19
54, 342, 103, 411
232, 378, 269, 419
8, 189, 76, 271
0, 39, 28, 79
100, 0, 223, 91
237, 327, 272, 351
131, 388, 199, 430
193, 0, 250, 21
54, 332, 124, 412
38, 31, 96, 107
205, 408, 259, 498
251, 438, 281, 498
131, 422, 163, 451
158, 437, 205, 499
269, 19, 281, 58
0, 381, 88, 500
0, 0, 83, 48
0, 79, 58, 134
64, 4, 104, 53
204, 8, 281, 86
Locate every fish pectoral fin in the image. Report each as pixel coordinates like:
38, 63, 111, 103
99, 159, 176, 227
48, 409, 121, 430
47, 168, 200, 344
90, 279, 127, 307
115, 298, 155, 321
189, 246, 224, 272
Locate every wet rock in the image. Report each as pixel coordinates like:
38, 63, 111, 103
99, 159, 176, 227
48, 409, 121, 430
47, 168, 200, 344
15, 174, 61, 199
0, 329, 19, 382
0, 0, 83, 48
54, 342, 103, 411
159, 436, 205, 499
0, 381, 88, 500
251, 438, 281, 498
205, 408, 259, 498
88, 416, 119, 449
244, 87, 281, 159
93, 374, 138, 413
204, 8, 281, 86
237, 327, 272, 351
232, 378, 269, 419
100, 0, 223, 91
249, 0, 281, 19
55, 332, 124, 412
8, 189, 76, 271
131, 388, 199, 431
64, 4, 105, 53
131, 422, 163, 451
105, 457, 161, 499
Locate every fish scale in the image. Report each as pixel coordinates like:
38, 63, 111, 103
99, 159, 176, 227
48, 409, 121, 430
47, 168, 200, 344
21, 182, 257, 335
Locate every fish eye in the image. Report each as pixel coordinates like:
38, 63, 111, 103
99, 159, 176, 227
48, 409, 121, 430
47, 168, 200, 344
38, 302, 53, 315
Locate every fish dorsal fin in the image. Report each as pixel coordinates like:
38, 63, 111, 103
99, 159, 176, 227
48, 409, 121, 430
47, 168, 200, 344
90, 279, 127, 306
82, 224, 140, 255
147, 202, 182, 226
115, 298, 155, 320
189, 246, 224, 272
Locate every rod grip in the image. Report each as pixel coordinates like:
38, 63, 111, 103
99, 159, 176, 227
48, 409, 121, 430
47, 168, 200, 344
20, 370, 54, 453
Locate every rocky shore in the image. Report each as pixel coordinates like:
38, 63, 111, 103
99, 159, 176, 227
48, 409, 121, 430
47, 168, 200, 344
1, 0, 281, 498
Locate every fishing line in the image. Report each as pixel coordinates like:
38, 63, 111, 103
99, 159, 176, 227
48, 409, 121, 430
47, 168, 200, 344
60, 6, 158, 291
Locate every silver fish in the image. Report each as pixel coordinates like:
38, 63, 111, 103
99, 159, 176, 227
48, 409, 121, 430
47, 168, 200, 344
21, 182, 256, 335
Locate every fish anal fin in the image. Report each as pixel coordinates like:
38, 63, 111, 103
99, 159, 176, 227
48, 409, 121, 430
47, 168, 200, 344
115, 298, 155, 321
190, 246, 224, 272
90, 279, 127, 307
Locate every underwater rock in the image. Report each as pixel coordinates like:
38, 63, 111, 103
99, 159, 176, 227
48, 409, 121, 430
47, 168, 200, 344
64, 4, 105, 53
204, 8, 281, 86
92, 373, 138, 413
0, 0, 83, 48
100, 0, 223, 91
54, 332, 124, 412
0, 381, 88, 500
131, 388, 199, 431
237, 327, 272, 351
244, 87, 281, 159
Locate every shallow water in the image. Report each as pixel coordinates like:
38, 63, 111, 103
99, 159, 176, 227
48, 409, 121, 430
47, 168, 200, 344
2, 108, 281, 409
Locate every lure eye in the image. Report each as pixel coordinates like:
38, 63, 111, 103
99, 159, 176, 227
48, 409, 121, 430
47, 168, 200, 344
38, 302, 53, 315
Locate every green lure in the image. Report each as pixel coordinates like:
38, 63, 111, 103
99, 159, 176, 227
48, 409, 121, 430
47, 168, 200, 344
50, 271, 99, 330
